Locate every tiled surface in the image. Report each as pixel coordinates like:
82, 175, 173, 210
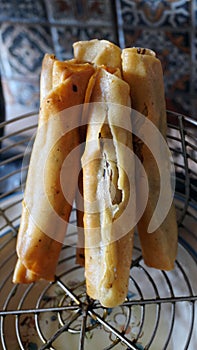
0, 0, 47, 22
0, 23, 53, 113
116, 0, 197, 119
117, 0, 191, 29
0, 0, 196, 119
46, 0, 114, 24
0, 0, 117, 118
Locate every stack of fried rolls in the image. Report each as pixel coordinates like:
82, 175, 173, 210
13, 39, 178, 308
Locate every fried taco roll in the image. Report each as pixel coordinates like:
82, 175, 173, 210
13, 56, 94, 283
122, 47, 178, 270
82, 67, 135, 307
73, 39, 122, 266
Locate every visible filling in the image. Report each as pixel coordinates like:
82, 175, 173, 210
98, 122, 123, 217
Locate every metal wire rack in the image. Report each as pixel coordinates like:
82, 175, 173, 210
0, 111, 197, 350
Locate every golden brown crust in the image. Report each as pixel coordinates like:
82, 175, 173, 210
13, 60, 95, 282
122, 47, 178, 270
13, 42, 178, 305
73, 40, 123, 267
13, 259, 40, 284
82, 68, 135, 307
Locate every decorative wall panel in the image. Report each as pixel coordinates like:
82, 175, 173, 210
0, 0, 196, 119
116, 0, 196, 118
0, 0, 117, 117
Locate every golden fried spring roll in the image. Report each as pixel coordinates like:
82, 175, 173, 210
82, 68, 135, 307
13, 57, 94, 283
122, 47, 178, 270
13, 54, 57, 283
73, 39, 122, 265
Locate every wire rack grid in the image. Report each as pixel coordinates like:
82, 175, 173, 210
0, 110, 197, 350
